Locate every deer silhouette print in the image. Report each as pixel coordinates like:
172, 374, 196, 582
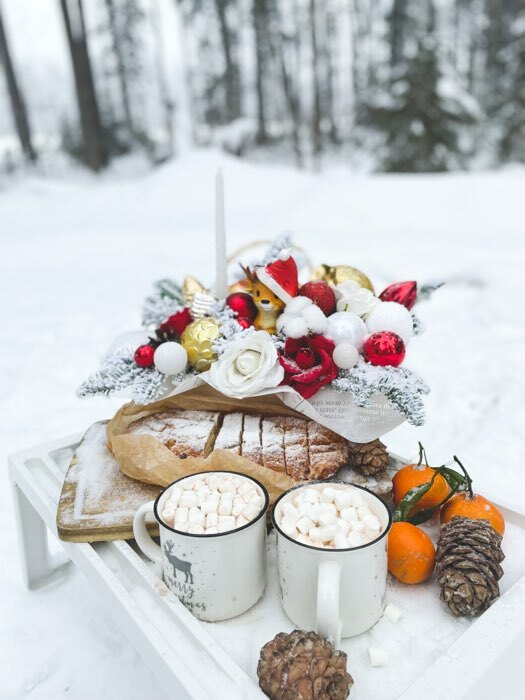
164, 542, 194, 584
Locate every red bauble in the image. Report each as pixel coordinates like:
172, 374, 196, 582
134, 344, 155, 368
226, 292, 257, 328
379, 281, 417, 310
298, 281, 336, 315
363, 332, 406, 367
159, 307, 193, 336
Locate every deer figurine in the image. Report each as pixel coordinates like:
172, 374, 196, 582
163, 541, 194, 584
241, 251, 298, 335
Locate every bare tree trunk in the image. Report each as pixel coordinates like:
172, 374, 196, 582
310, 0, 322, 165
253, 0, 269, 143
0, 7, 37, 163
214, 0, 240, 122
389, 0, 407, 69
60, 0, 108, 171
104, 0, 135, 137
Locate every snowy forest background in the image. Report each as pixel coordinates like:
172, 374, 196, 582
1, 0, 525, 175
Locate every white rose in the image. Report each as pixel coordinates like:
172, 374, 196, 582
208, 331, 284, 398
335, 280, 379, 318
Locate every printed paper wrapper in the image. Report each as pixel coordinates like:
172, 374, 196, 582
107, 376, 404, 502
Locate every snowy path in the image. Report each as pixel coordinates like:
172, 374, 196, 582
1, 151, 524, 698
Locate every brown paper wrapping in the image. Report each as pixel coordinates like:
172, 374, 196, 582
106, 385, 305, 504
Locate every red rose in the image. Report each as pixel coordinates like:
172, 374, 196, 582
279, 335, 338, 399
159, 307, 193, 336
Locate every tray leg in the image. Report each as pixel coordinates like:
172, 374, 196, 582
11, 482, 70, 590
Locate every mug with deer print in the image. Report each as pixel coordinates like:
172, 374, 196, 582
133, 470, 269, 622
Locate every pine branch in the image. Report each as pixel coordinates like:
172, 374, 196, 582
142, 278, 184, 327
333, 361, 430, 426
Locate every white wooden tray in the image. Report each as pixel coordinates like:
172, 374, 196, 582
9, 435, 525, 699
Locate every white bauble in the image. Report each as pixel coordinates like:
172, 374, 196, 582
365, 301, 414, 344
333, 343, 360, 369
154, 342, 188, 375
325, 312, 367, 350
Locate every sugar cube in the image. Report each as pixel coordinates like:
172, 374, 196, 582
368, 647, 389, 667
383, 603, 402, 623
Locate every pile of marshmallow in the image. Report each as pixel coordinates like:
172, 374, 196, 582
161, 472, 265, 534
276, 484, 385, 549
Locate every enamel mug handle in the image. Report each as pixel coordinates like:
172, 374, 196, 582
133, 501, 162, 564
317, 560, 342, 646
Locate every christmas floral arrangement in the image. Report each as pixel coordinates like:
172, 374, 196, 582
79, 234, 440, 442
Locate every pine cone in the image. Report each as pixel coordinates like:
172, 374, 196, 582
347, 439, 389, 476
436, 516, 504, 617
257, 630, 353, 700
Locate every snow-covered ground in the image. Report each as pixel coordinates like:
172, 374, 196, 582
1, 151, 525, 698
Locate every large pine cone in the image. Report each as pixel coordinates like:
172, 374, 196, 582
347, 439, 389, 476
257, 630, 353, 700
436, 516, 504, 617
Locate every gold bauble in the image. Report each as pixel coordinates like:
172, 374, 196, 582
180, 317, 221, 372
183, 275, 207, 306
311, 264, 375, 293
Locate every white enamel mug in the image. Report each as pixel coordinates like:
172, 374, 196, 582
133, 470, 269, 622
272, 482, 392, 645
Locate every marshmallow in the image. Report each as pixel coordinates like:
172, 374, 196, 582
182, 479, 195, 490
368, 647, 389, 667
318, 509, 337, 527
351, 521, 365, 533
301, 489, 319, 504
242, 489, 257, 503
280, 517, 298, 537
281, 502, 299, 519
218, 499, 233, 516
180, 491, 198, 508
347, 531, 364, 547
174, 507, 188, 524
201, 499, 218, 515
364, 514, 381, 538
334, 531, 349, 549
296, 534, 313, 546
243, 502, 261, 522
232, 497, 245, 516
383, 603, 402, 623
192, 478, 205, 491
317, 525, 337, 542
335, 519, 350, 536
188, 507, 205, 527
162, 510, 175, 526
168, 487, 182, 505
219, 480, 235, 494
205, 526, 218, 534
351, 491, 365, 507
218, 515, 236, 531
357, 506, 371, 520
238, 481, 254, 496
296, 516, 315, 535
334, 490, 353, 510
207, 474, 221, 490
308, 527, 325, 543
297, 501, 313, 517
188, 524, 205, 534
236, 515, 249, 528
340, 507, 358, 523
320, 487, 337, 503
206, 512, 218, 528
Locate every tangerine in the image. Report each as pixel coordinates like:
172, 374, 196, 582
440, 493, 505, 536
387, 522, 436, 584
392, 464, 449, 512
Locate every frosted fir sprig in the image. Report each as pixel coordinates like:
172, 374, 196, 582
333, 361, 430, 426
78, 346, 166, 403
418, 281, 444, 302
213, 324, 255, 356
412, 313, 425, 335
142, 278, 184, 327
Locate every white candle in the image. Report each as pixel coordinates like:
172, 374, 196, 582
214, 169, 228, 299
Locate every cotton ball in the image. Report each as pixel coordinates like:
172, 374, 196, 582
333, 343, 360, 370
286, 296, 312, 314
301, 304, 328, 333
284, 316, 309, 339
365, 301, 414, 344
325, 312, 367, 350
153, 342, 188, 375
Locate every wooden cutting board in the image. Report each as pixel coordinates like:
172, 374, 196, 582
56, 421, 396, 543
56, 422, 161, 542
